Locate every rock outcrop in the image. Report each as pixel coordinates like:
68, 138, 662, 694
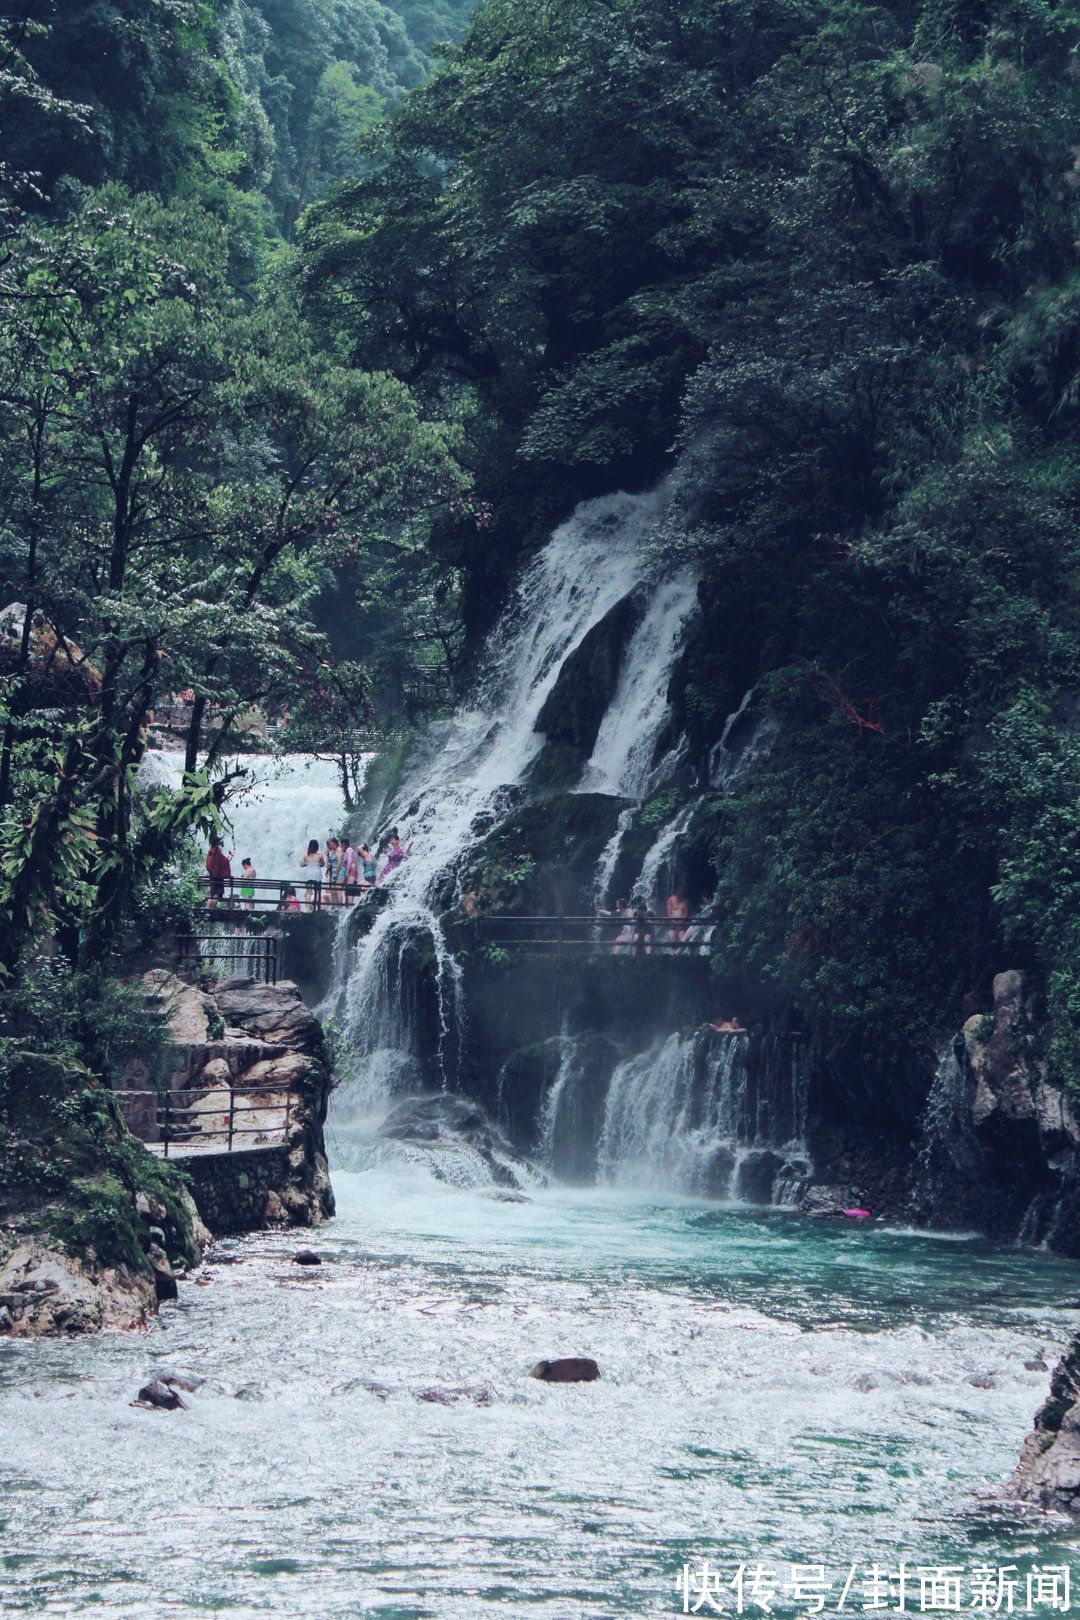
1012, 1334, 1080, 1513
0, 1240, 156, 1336
913, 971, 1080, 1249
119, 973, 335, 1234
965, 971, 1080, 1159
0, 1048, 210, 1339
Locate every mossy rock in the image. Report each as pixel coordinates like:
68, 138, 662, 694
1, 1053, 204, 1274
457, 791, 627, 919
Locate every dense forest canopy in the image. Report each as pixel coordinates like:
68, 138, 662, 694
305, 0, 1080, 1082
4, 0, 1080, 1107
0, 0, 475, 1000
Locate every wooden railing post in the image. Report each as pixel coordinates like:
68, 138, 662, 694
227, 1085, 235, 1152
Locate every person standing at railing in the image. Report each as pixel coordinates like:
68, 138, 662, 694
665, 889, 691, 950
357, 842, 378, 890
205, 837, 232, 908
341, 837, 358, 902
630, 897, 654, 957
239, 858, 256, 910
326, 836, 345, 906
300, 838, 325, 910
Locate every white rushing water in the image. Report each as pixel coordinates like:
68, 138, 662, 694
598, 1031, 810, 1201
580, 565, 697, 799
142, 751, 354, 880
2, 1161, 1078, 1618
337, 488, 680, 1110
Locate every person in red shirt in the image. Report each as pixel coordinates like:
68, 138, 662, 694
205, 836, 232, 908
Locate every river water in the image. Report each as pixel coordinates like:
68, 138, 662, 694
2, 1132, 1079, 1617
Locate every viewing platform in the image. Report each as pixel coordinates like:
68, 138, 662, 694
467, 913, 717, 957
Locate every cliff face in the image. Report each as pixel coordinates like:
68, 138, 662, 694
914, 971, 1080, 1252
1013, 1335, 1080, 1514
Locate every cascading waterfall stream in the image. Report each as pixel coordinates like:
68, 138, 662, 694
634, 802, 696, 910
579, 567, 697, 799
336, 489, 678, 1120
597, 1031, 810, 1203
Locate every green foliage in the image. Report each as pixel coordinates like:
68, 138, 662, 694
0, 1054, 201, 1272
0, 960, 171, 1089
309, 0, 1080, 1083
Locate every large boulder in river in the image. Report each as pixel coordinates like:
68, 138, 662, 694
530, 1357, 600, 1383
1012, 1333, 1080, 1513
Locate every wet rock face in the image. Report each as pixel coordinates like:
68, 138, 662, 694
964, 971, 1080, 1156
914, 970, 1080, 1249
1012, 1334, 1080, 1513
378, 1093, 542, 1191
534, 593, 642, 760
801, 1184, 866, 1219
0, 1241, 156, 1336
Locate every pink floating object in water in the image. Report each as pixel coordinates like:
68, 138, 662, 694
843, 1208, 872, 1219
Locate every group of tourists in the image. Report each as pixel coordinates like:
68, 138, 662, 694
295, 832, 411, 908
203, 831, 412, 912
600, 889, 717, 956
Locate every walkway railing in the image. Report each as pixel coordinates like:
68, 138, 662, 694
472, 914, 717, 956
177, 931, 280, 984
198, 875, 380, 914
114, 1083, 294, 1158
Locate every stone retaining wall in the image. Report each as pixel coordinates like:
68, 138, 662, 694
180, 1147, 292, 1235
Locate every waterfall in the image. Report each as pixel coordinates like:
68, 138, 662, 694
336, 488, 674, 1116
911, 1040, 981, 1216
580, 567, 698, 798
634, 802, 695, 909
709, 691, 779, 793
141, 751, 354, 880
538, 1037, 581, 1168
594, 806, 634, 909
597, 1031, 810, 1202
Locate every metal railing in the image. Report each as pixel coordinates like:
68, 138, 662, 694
177, 931, 280, 984
114, 1083, 295, 1158
199, 874, 380, 914
470, 913, 718, 956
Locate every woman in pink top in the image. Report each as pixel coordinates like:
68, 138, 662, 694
378, 834, 412, 883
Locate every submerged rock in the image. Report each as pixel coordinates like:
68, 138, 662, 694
530, 1357, 600, 1383
415, 1385, 494, 1406
292, 1250, 322, 1266
133, 1379, 187, 1411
